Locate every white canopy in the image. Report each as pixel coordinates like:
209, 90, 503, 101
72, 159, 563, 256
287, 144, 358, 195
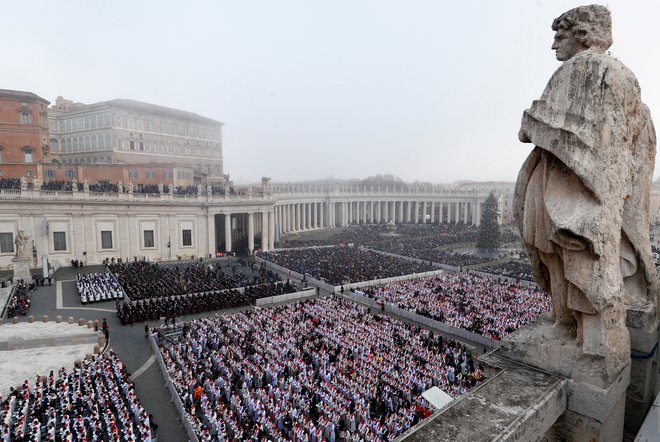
422, 386, 454, 410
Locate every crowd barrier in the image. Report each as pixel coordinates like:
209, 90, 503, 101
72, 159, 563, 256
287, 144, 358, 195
343, 290, 498, 348
360, 247, 460, 272
255, 288, 317, 306
148, 330, 199, 442
0, 284, 17, 319
256, 257, 443, 294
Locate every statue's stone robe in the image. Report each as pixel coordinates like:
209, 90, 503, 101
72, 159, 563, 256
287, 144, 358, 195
515, 48, 657, 317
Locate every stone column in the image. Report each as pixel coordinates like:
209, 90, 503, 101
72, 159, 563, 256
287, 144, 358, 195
448, 201, 452, 224
430, 202, 435, 223
207, 214, 215, 257
414, 201, 419, 224
248, 212, 254, 253
320, 202, 325, 228
224, 213, 232, 253
348, 202, 353, 226
370, 202, 375, 223
476, 203, 481, 225
261, 211, 269, 251
296, 204, 301, 231
463, 202, 468, 225
455, 202, 460, 224
268, 210, 275, 250
384, 201, 389, 222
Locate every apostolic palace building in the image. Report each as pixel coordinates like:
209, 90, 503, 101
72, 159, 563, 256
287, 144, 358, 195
0, 88, 530, 270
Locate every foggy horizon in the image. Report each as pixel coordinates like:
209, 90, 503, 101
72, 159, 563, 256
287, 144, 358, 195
4, 1, 659, 184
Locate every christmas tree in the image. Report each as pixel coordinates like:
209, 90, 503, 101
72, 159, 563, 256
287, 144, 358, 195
477, 192, 501, 250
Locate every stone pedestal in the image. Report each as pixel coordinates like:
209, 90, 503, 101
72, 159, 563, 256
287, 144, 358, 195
625, 304, 658, 432
11, 257, 32, 284
500, 317, 630, 441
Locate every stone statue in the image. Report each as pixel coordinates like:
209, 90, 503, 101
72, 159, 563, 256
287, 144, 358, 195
32, 178, 41, 190
206, 183, 212, 195
128, 182, 134, 193
20, 177, 27, 191
71, 180, 78, 192
118, 182, 124, 193
515, 5, 657, 359
14, 229, 29, 259
158, 183, 164, 194
83, 179, 89, 192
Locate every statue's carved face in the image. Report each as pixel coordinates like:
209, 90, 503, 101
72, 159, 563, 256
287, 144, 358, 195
551, 28, 587, 61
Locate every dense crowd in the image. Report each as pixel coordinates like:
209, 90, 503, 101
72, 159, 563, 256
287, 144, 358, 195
259, 247, 435, 285
41, 180, 80, 191
76, 271, 124, 304
117, 281, 296, 325
0, 351, 153, 442
174, 185, 199, 195
477, 260, 534, 282
110, 259, 281, 301
88, 182, 119, 193
0, 178, 22, 190
5, 280, 30, 318
359, 272, 550, 340
161, 297, 483, 441
279, 225, 503, 268
133, 184, 161, 194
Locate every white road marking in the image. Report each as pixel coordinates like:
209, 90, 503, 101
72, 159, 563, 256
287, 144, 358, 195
130, 355, 156, 381
55, 281, 115, 312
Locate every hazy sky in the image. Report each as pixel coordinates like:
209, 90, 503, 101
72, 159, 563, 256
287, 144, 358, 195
3, 1, 659, 184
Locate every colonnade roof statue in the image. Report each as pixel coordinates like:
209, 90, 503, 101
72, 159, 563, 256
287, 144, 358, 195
514, 4, 657, 364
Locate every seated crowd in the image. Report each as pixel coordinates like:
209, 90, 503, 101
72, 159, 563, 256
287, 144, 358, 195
0, 351, 153, 442
76, 271, 124, 304
161, 297, 483, 441
5, 280, 30, 318
278, 224, 499, 268
116, 281, 296, 325
477, 260, 534, 282
359, 272, 550, 340
110, 259, 281, 301
258, 247, 435, 285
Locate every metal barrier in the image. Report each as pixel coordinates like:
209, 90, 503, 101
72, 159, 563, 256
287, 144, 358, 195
343, 291, 498, 348
0, 284, 17, 319
148, 331, 199, 442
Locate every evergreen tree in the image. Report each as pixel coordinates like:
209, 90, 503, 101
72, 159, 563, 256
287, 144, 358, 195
477, 192, 501, 250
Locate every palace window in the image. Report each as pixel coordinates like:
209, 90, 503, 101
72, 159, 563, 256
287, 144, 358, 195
101, 231, 113, 249
0, 233, 14, 253
143, 230, 154, 248
53, 231, 67, 251
182, 229, 192, 246
20, 111, 32, 124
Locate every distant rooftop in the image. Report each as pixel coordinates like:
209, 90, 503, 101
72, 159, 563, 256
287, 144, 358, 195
50, 96, 223, 126
0, 89, 49, 104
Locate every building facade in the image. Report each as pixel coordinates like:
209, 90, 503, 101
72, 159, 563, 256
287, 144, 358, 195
0, 90, 50, 180
48, 97, 224, 183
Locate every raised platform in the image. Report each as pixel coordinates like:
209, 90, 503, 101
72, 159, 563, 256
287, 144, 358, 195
400, 351, 567, 441
0, 320, 101, 396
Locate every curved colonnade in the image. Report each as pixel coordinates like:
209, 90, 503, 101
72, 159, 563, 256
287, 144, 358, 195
0, 185, 493, 268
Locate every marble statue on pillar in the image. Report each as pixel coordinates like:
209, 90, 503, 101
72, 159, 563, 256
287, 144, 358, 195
118, 182, 124, 193
12, 229, 32, 283
514, 4, 657, 362
14, 229, 30, 259
508, 5, 657, 438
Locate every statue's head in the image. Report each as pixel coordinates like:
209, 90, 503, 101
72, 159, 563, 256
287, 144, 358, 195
551, 4, 612, 61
